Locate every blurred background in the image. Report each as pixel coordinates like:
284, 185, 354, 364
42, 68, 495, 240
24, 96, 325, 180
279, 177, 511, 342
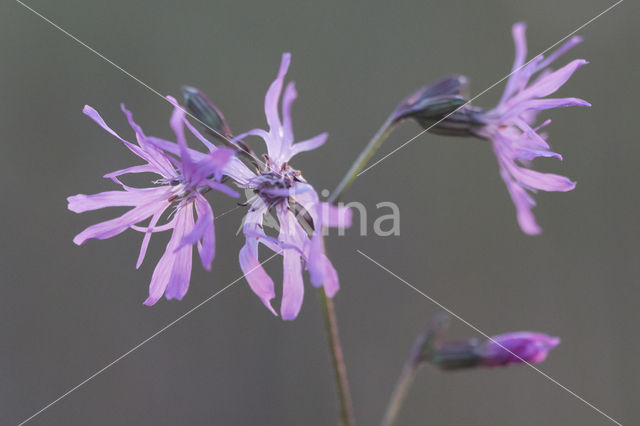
1, 0, 638, 424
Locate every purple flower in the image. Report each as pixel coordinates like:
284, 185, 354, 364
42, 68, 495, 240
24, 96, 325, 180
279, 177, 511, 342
431, 23, 590, 234
228, 53, 352, 319
120, 54, 348, 319
475, 332, 560, 366
68, 100, 237, 305
478, 23, 590, 234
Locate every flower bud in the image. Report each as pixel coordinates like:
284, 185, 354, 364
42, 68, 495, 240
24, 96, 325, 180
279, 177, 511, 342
183, 86, 260, 169
392, 75, 469, 124
182, 86, 232, 139
430, 332, 560, 370
393, 75, 487, 136
474, 332, 560, 367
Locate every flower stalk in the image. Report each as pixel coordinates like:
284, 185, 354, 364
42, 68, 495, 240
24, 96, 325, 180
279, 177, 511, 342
319, 79, 467, 425
329, 114, 398, 204
381, 314, 449, 426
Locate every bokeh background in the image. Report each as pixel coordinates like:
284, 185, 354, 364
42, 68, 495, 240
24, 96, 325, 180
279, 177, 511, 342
1, 0, 638, 424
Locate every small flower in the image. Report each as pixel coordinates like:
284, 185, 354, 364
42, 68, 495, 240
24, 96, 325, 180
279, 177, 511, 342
474, 332, 561, 366
229, 53, 352, 319
432, 23, 590, 234
68, 101, 237, 305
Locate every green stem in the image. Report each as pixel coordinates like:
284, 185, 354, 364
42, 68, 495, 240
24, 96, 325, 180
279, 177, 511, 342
381, 361, 420, 426
319, 289, 357, 426
319, 114, 399, 426
381, 314, 450, 426
329, 114, 398, 204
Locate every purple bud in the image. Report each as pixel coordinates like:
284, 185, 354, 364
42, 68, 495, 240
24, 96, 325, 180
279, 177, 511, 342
430, 331, 560, 370
474, 332, 561, 367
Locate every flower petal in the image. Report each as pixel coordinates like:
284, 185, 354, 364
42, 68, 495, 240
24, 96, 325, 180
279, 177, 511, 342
136, 203, 169, 269
167, 96, 194, 178
264, 53, 291, 151
72, 194, 167, 245
68, 187, 165, 213
239, 240, 277, 316
289, 132, 328, 159
281, 81, 297, 146
318, 202, 353, 229
499, 22, 528, 103
104, 164, 157, 185
510, 59, 588, 105
164, 207, 195, 301
278, 208, 307, 320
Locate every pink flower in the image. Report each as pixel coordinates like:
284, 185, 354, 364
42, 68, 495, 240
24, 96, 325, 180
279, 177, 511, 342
68, 101, 236, 305
146, 54, 351, 319
478, 23, 590, 234
229, 53, 351, 319
427, 23, 590, 234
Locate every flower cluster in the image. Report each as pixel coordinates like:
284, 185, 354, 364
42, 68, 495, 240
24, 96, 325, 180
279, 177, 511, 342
68, 53, 350, 319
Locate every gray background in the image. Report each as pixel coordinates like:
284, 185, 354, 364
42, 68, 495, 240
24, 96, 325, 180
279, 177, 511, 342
1, 0, 637, 425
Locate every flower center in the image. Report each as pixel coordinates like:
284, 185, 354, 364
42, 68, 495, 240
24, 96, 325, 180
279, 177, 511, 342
248, 162, 305, 207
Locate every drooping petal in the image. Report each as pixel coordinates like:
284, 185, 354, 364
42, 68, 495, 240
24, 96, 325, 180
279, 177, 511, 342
136, 203, 169, 269
239, 203, 277, 315
497, 156, 541, 235
307, 229, 340, 296
239, 240, 277, 316
164, 207, 195, 301
505, 161, 576, 192
278, 208, 306, 320
144, 242, 178, 306
281, 244, 304, 320
190, 195, 216, 270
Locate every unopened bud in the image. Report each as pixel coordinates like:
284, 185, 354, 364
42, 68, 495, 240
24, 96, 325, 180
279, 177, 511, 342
430, 332, 560, 370
182, 86, 232, 140
393, 75, 469, 124
393, 75, 487, 136
183, 86, 260, 168
474, 332, 560, 367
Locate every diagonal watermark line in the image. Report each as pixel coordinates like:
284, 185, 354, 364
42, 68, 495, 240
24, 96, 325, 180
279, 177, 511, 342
17, 251, 281, 426
356, 0, 623, 177
356, 249, 623, 425
14, 0, 267, 169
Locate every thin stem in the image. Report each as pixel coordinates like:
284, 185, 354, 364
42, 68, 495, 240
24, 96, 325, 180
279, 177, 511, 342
329, 114, 398, 204
381, 314, 449, 426
381, 361, 421, 426
318, 114, 399, 426
319, 289, 357, 426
